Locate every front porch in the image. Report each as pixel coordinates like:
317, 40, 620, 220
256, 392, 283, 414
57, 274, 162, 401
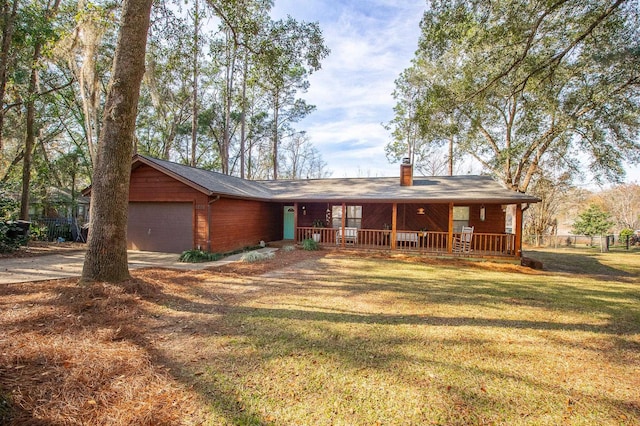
296, 227, 517, 257
290, 201, 524, 258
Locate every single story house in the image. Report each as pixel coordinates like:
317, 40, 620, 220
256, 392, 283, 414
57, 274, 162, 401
90, 154, 539, 257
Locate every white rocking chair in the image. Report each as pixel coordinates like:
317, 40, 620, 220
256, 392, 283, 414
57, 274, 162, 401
453, 226, 474, 253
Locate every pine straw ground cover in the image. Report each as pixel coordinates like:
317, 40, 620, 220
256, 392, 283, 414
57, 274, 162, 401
0, 248, 639, 425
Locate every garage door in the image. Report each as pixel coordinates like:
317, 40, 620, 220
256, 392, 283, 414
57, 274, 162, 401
127, 202, 193, 253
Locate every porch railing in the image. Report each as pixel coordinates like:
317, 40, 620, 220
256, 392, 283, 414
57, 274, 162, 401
296, 227, 516, 257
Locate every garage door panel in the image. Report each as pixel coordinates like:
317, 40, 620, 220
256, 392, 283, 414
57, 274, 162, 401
127, 202, 193, 253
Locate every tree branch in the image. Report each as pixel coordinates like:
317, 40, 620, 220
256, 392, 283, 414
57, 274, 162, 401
469, 0, 569, 99
3, 78, 75, 112
1, 148, 23, 183
470, 0, 626, 100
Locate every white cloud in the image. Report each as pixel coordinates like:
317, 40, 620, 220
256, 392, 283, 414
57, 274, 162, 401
271, 0, 425, 177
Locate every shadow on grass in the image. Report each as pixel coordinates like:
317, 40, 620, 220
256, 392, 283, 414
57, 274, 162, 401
301, 257, 640, 334
222, 305, 637, 335
1, 250, 639, 425
524, 248, 639, 278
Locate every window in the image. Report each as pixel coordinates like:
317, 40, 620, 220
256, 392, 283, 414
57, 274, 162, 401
332, 205, 362, 229
453, 206, 469, 233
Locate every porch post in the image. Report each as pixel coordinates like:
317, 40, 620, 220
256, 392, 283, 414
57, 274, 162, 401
294, 202, 298, 243
341, 202, 346, 248
391, 203, 397, 250
447, 202, 454, 253
515, 203, 523, 257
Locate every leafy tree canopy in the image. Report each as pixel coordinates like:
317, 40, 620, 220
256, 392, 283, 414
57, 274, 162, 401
389, 0, 640, 192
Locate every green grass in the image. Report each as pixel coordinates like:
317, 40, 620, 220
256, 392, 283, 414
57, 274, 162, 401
4, 248, 638, 425
525, 245, 640, 276
175, 249, 640, 425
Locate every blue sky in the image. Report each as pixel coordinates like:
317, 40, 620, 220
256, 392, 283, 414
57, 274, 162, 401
271, 0, 426, 178
270, 1, 640, 185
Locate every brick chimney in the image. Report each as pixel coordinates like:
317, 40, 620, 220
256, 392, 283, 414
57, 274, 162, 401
400, 157, 413, 186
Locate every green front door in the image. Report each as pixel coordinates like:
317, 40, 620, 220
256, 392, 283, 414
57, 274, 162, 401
283, 206, 295, 240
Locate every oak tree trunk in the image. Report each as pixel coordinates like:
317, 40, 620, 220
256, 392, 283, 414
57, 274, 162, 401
81, 0, 153, 283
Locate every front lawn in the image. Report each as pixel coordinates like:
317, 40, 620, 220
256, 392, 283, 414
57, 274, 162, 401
1, 248, 638, 425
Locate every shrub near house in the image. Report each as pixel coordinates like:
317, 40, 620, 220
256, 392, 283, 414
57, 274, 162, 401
0, 221, 29, 254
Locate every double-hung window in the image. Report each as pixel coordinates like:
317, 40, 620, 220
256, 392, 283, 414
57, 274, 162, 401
332, 205, 362, 229
453, 206, 469, 233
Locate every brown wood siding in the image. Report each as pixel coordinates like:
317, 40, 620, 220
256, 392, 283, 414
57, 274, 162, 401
297, 203, 330, 227
129, 164, 207, 202
366, 203, 450, 231
362, 204, 392, 229
129, 164, 209, 249
469, 204, 506, 233
129, 165, 285, 253
209, 198, 282, 253
421, 204, 450, 231
413, 203, 506, 233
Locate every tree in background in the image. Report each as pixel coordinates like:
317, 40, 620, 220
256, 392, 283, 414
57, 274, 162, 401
0, 0, 330, 228
137, 4, 194, 161
523, 172, 573, 245
17, 0, 65, 220
1, 0, 96, 221
572, 204, 615, 251
134, 0, 329, 179
524, 181, 640, 247
601, 183, 640, 231
385, 64, 461, 176
390, 0, 640, 192
57, 1, 116, 167
0, 0, 19, 151
280, 131, 329, 179
253, 17, 329, 179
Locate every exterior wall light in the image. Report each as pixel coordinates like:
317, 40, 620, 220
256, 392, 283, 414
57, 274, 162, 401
480, 205, 486, 221
417, 207, 425, 215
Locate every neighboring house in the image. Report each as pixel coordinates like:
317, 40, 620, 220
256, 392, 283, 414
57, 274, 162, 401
28, 187, 90, 242
29, 187, 90, 222
87, 154, 539, 257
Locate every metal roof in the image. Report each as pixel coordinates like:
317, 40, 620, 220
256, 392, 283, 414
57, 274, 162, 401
134, 155, 540, 204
